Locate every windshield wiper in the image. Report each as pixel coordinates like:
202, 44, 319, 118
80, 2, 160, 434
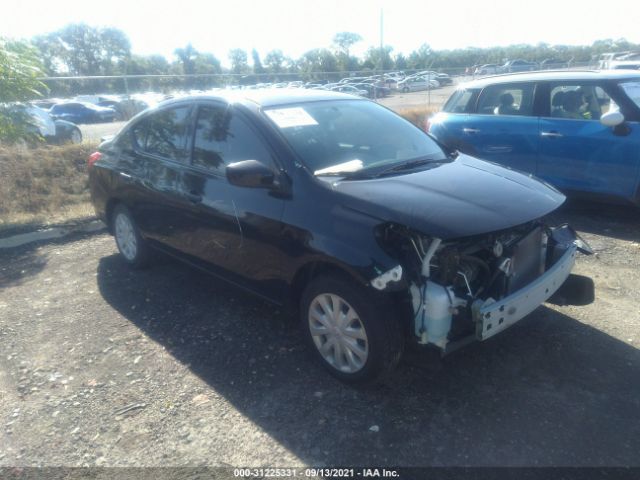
347, 157, 446, 180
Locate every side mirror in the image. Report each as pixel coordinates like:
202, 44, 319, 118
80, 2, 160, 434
600, 110, 625, 127
226, 160, 275, 188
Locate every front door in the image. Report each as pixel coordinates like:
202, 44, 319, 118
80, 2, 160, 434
537, 82, 640, 200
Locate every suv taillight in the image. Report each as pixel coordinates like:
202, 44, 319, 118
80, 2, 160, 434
424, 117, 431, 132
88, 151, 102, 169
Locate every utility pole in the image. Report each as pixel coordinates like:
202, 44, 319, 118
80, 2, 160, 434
377, 7, 384, 101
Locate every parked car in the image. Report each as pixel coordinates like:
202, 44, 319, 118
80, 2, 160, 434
397, 76, 439, 92
49, 102, 117, 124
428, 71, 640, 205
351, 83, 391, 98
540, 58, 569, 70
330, 84, 368, 97
499, 59, 538, 73
25, 105, 83, 144
88, 89, 592, 383
474, 64, 499, 76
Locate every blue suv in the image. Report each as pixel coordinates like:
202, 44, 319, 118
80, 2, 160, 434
429, 71, 640, 205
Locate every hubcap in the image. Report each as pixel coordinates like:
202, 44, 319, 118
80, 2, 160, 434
308, 294, 369, 373
70, 130, 81, 144
115, 213, 137, 261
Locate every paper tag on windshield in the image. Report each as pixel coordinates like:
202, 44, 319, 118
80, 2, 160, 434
265, 107, 318, 128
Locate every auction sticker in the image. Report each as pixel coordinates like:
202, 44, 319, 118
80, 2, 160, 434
265, 107, 318, 128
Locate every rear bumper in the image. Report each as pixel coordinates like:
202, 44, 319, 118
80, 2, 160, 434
473, 243, 578, 341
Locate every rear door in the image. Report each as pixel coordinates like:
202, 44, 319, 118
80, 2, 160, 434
537, 81, 640, 200
124, 104, 195, 250
461, 82, 539, 173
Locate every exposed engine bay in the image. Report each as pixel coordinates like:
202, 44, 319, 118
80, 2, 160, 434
374, 220, 593, 351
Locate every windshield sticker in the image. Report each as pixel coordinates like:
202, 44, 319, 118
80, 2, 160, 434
265, 107, 318, 128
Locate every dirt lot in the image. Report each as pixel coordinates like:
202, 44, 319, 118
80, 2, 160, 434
0, 200, 638, 467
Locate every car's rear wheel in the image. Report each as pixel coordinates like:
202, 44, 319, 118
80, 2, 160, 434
112, 204, 150, 268
300, 275, 403, 384
402, 87, 409, 93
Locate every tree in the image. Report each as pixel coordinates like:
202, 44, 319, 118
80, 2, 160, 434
333, 32, 362, 59
264, 49, 285, 73
228, 49, 248, 74
0, 39, 47, 143
251, 49, 265, 74
34, 24, 130, 76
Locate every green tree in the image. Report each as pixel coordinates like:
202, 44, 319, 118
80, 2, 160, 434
333, 32, 362, 71
228, 49, 249, 74
0, 39, 47, 143
251, 49, 265, 74
264, 49, 285, 73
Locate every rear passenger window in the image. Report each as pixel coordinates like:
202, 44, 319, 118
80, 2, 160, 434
477, 83, 535, 116
142, 106, 191, 161
443, 89, 476, 113
192, 105, 274, 175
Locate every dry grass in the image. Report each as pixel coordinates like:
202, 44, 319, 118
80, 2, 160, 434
397, 106, 438, 129
0, 143, 98, 232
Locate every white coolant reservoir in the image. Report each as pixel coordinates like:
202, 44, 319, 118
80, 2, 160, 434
412, 281, 456, 348
423, 282, 454, 348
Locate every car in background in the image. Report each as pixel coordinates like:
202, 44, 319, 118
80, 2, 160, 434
397, 76, 439, 92
351, 83, 391, 98
540, 58, 570, 70
88, 89, 592, 383
98, 98, 149, 121
499, 59, 538, 73
25, 105, 83, 144
474, 64, 499, 76
49, 102, 117, 124
428, 71, 640, 205
329, 84, 368, 97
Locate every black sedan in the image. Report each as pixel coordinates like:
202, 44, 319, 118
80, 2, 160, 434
50, 102, 117, 124
88, 89, 592, 383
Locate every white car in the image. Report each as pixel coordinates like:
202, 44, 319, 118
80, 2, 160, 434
397, 76, 440, 92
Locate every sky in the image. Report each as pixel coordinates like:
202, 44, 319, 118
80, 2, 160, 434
3, 0, 639, 67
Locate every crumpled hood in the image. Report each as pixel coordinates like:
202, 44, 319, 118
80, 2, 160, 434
332, 154, 565, 239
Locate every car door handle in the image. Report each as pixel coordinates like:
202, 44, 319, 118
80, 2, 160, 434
185, 191, 202, 204
541, 131, 563, 138
463, 128, 480, 134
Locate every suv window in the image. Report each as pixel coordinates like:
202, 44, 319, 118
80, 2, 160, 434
548, 84, 612, 120
477, 83, 535, 116
192, 105, 273, 174
139, 106, 191, 161
443, 89, 477, 113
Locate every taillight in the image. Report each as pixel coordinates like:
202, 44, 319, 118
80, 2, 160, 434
424, 117, 432, 132
88, 151, 102, 169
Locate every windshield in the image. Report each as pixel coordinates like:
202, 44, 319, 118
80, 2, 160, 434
619, 81, 640, 109
264, 100, 446, 176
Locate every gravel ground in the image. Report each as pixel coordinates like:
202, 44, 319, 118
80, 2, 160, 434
0, 201, 639, 467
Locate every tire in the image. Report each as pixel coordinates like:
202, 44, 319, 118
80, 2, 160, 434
69, 127, 82, 144
112, 204, 151, 268
402, 87, 409, 93
300, 275, 404, 384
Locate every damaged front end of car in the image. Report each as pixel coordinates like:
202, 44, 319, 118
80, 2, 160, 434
372, 220, 594, 353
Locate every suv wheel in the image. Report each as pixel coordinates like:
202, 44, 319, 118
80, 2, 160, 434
112, 204, 150, 268
301, 275, 403, 384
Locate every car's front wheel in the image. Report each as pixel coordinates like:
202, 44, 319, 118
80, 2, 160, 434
301, 275, 403, 384
68, 127, 82, 144
112, 204, 150, 268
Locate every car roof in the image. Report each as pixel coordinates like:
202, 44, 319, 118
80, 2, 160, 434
460, 70, 640, 88
157, 88, 358, 110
